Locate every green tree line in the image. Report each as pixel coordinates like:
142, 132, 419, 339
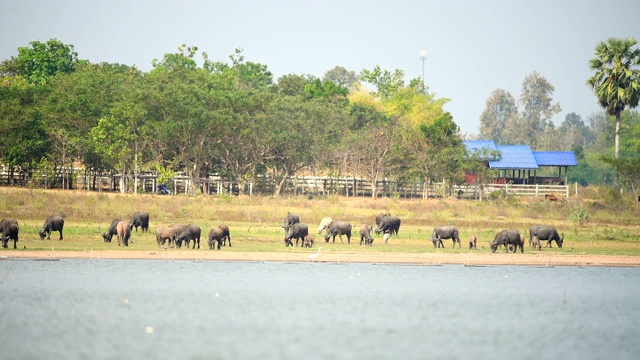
0, 40, 467, 196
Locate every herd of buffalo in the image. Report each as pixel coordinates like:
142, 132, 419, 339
0, 211, 564, 253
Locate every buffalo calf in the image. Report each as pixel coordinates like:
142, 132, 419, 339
304, 234, 315, 248
469, 235, 477, 250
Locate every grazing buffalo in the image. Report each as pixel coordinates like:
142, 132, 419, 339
284, 222, 309, 247
102, 219, 121, 243
175, 225, 201, 249
432, 226, 461, 248
129, 211, 150, 232
375, 215, 401, 236
155, 227, 177, 247
282, 212, 300, 236
469, 235, 477, 250
1, 218, 19, 249
39, 215, 64, 241
529, 225, 564, 248
531, 235, 542, 251
116, 220, 131, 246
217, 224, 231, 247
317, 217, 333, 234
304, 234, 315, 248
359, 224, 374, 246
491, 229, 524, 253
208, 227, 226, 250
324, 221, 352, 244
375, 213, 390, 226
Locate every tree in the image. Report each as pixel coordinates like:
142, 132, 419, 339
359, 66, 405, 98
0, 76, 48, 182
587, 37, 640, 160
323, 66, 358, 89
601, 155, 640, 204
479, 89, 517, 143
518, 71, 561, 149
12, 39, 84, 85
559, 112, 594, 149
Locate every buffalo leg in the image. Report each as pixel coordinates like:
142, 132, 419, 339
58, 230, 63, 241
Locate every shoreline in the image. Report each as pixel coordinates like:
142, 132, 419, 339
2, 250, 639, 267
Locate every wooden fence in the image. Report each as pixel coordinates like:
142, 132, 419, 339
0, 167, 572, 199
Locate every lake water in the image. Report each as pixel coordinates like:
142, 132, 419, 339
0, 259, 639, 359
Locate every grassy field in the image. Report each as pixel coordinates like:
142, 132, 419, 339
1, 186, 639, 256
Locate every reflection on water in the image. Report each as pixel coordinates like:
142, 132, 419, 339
0, 259, 639, 359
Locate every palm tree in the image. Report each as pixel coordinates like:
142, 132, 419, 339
586, 37, 640, 160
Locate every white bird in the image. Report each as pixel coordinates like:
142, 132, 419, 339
309, 247, 323, 261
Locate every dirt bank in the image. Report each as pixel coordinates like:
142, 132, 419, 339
2, 250, 639, 267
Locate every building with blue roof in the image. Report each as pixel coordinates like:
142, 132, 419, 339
464, 140, 577, 185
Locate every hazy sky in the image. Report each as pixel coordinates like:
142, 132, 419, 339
2, 0, 639, 135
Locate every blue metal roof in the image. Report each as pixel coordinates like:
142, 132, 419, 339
533, 152, 578, 166
489, 145, 538, 170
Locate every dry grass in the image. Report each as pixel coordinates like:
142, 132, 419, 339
1, 187, 639, 256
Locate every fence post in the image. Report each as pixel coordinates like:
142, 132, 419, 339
535, 184, 539, 197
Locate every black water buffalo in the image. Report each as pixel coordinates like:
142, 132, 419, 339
324, 221, 352, 244
208, 227, 226, 250
375, 213, 390, 226
304, 234, 315, 248
39, 215, 64, 240
102, 219, 121, 243
469, 235, 477, 250
359, 224, 374, 246
130, 211, 150, 232
217, 224, 231, 247
155, 226, 177, 247
529, 225, 564, 248
491, 229, 524, 253
284, 222, 309, 247
375, 215, 401, 236
432, 226, 461, 248
175, 225, 201, 249
116, 220, 131, 246
282, 212, 300, 236
1, 218, 19, 249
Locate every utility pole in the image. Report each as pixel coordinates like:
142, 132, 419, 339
419, 50, 427, 93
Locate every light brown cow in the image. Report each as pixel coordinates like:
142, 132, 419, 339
116, 220, 131, 247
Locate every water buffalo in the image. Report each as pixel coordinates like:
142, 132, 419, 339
304, 234, 315, 248
175, 225, 201, 249
208, 227, 226, 250
491, 229, 524, 253
102, 219, 121, 243
282, 212, 300, 236
529, 225, 564, 248
39, 215, 64, 240
284, 222, 309, 247
1, 218, 19, 249
317, 217, 333, 234
469, 235, 477, 250
116, 220, 131, 246
375, 213, 390, 226
324, 221, 352, 244
375, 215, 401, 236
432, 226, 461, 248
359, 224, 374, 246
531, 235, 542, 251
155, 226, 177, 247
217, 224, 231, 247
129, 211, 150, 232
